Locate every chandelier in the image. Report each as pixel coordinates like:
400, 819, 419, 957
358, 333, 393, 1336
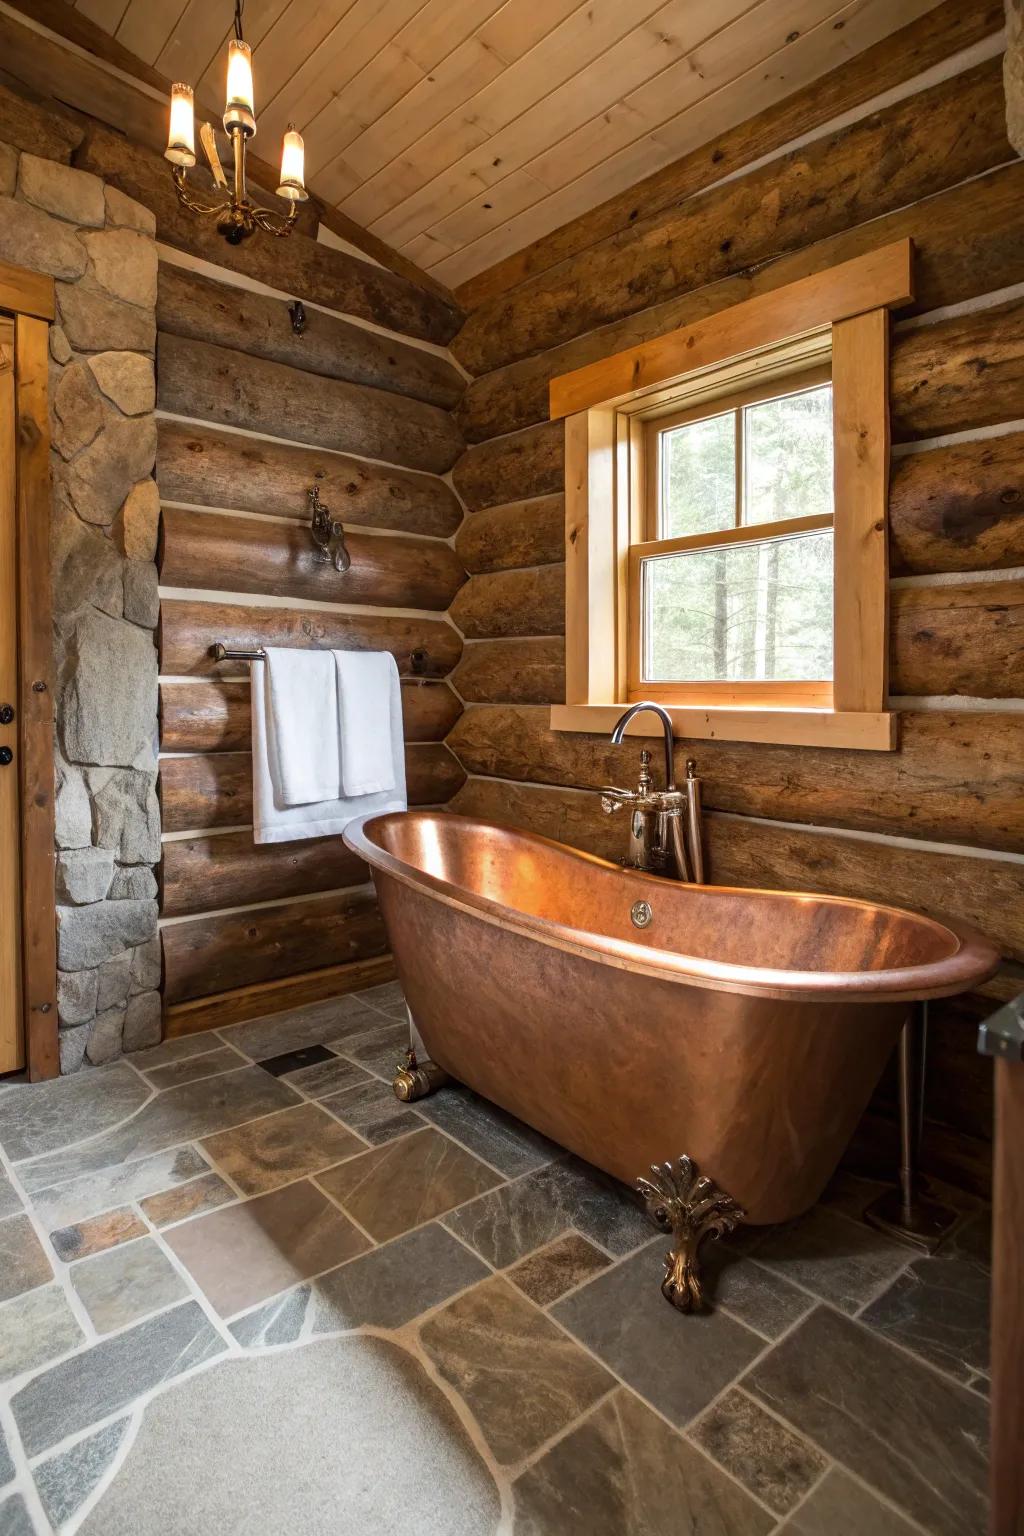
164, 0, 307, 243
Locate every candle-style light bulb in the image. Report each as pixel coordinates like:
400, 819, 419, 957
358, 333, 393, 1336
224, 39, 255, 136
277, 126, 308, 201
165, 83, 196, 167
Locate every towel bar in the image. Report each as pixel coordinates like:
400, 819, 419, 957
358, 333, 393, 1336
209, 642, 432, 683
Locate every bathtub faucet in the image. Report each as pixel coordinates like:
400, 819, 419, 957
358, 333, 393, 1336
601, 702, 705, 882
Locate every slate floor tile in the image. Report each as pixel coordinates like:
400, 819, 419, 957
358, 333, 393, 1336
0, 1173, 22, 1220
140, 1172, 234, 1227
50, 1207, 147, 1262
356, 982, 405, 1012
142, 1046, 246, 1091
17, 1069, 300, 1193
860, 1243, 990, 1383
508, 1233, 610, 1306
11, 1301, 225, 1457
779, 1467, 923, 1535
331, 1020, 409, 1080
283, 1055, 373, 1098
744, 1305, 988, 1536
128, 1035, 227, 1071
513, 1387, 773, 1535
415, 1084, 561, 1177
230, 1223, 489, 1346
30, 1145, 210, 1231
552, 1242, 763, 1427
446, 1156, 650, 1269
318, 1126, 502, 1242
0, 1494, 34, 1536
35, 1418, 130, 1530
320, 1078, 423, 1145
0, 1285, 84, 1384
702, 1242, 816, 1339
200, 1103, 365, 1195
691, 1387, 828, 1516
164, 1179, 372, 1317
753, 1206, 911, 1315
0, 1421, 13, 1488
0, 1064, 149, 1162
220, 997, 377, 1060
70, 1237, 188, 1334
0, 1214, 51, 1301
420, 1276, 614, 1465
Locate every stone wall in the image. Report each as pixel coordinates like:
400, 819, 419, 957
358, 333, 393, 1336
0, 147, 161, 1071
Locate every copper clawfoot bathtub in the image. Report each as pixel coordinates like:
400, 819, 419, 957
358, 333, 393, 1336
343, 811, 999, 1310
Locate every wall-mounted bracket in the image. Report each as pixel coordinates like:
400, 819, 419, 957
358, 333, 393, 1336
308, 485, 350, 573
288, 299, 306, 335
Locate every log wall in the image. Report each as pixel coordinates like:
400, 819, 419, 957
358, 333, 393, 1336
442, 12, 1024, 1194
153, 249, 468, 1029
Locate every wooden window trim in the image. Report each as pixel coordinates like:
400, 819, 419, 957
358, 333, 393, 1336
551, 240, 911, 754
1, 257, 58, 1079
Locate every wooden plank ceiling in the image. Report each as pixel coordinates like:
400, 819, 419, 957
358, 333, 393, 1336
75, 0, 944, 290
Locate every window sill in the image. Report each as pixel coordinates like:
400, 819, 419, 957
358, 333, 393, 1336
549, 703, 898, 751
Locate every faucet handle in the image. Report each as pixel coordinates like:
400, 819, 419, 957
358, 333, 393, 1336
599, 786, 636, 814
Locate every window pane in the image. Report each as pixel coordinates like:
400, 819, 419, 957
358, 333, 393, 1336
642, 530, 833, 682
743, 384, 833, 525
660, 411, 735, 538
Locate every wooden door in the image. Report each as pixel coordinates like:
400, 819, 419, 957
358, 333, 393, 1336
0, 315, 22, 1072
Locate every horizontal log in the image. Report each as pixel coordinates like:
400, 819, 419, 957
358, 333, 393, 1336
0, 78, 81, 160
159, 744, 467, 831
159, 679, 462, 753
159, 508, 466, 613
452, 638, 566, 704
158, 599, 462, 679
448, 777, 1024, 961
161, 830, 366, 918
453, 58, 1009, 375
161, 889, 388, 1004
891, 298, 1024, 442
456, 0, 1004, 308
158, 334, 462, 476
890, 578, 1024, 697
75, 122, 461, 345
156, 420, 462, 539
163, 954, 397, 1038
890, 431, 1024, 575
459, 159, 1024, 445
450, 565, 565, 640
447, 704, 1024, 853
157, 263, 463, 412
452, 421, 564, 514
455, 495, 564, 574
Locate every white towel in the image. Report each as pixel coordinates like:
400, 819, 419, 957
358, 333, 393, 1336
251, 652, 407, 845
335, 650, 397, 797
264, 647, 341, 807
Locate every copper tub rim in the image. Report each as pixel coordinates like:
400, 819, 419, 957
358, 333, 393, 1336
344, 811, 1001, 1005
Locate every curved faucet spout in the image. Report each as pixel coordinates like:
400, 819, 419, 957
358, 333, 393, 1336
611, 701, 676, 790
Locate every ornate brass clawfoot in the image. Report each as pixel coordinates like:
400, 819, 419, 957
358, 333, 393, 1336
637, 1156, 745, 1313
393, 1047, 450, 1102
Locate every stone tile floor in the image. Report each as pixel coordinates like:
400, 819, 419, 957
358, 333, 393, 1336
0, 982, 991, 1535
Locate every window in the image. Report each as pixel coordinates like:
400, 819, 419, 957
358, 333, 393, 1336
550, 240, 911, 751
633, 370, 835, 706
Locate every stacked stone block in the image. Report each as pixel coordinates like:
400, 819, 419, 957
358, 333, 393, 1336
0, 148, 162, 1070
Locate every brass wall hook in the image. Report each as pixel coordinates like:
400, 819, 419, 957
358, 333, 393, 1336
308, 485, 350, 573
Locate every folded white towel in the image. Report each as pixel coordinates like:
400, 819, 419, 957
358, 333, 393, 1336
335, 650, 397, 797
251, 651, 407, 845
264, 647, 341, 807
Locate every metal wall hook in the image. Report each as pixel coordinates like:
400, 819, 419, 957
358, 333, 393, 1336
308, 485, 349, 573
288, 299, 306, 335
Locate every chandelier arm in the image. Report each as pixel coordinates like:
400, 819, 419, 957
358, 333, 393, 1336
251, 203, 300, 237
171, 167, 231, 219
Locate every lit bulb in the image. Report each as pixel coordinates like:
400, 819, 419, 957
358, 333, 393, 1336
277, 127, 308, 202
165, 83, 196, 168
224, 40, 255, 136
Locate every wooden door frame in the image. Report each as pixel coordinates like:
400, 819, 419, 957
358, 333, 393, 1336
0, 259, 58, 1080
